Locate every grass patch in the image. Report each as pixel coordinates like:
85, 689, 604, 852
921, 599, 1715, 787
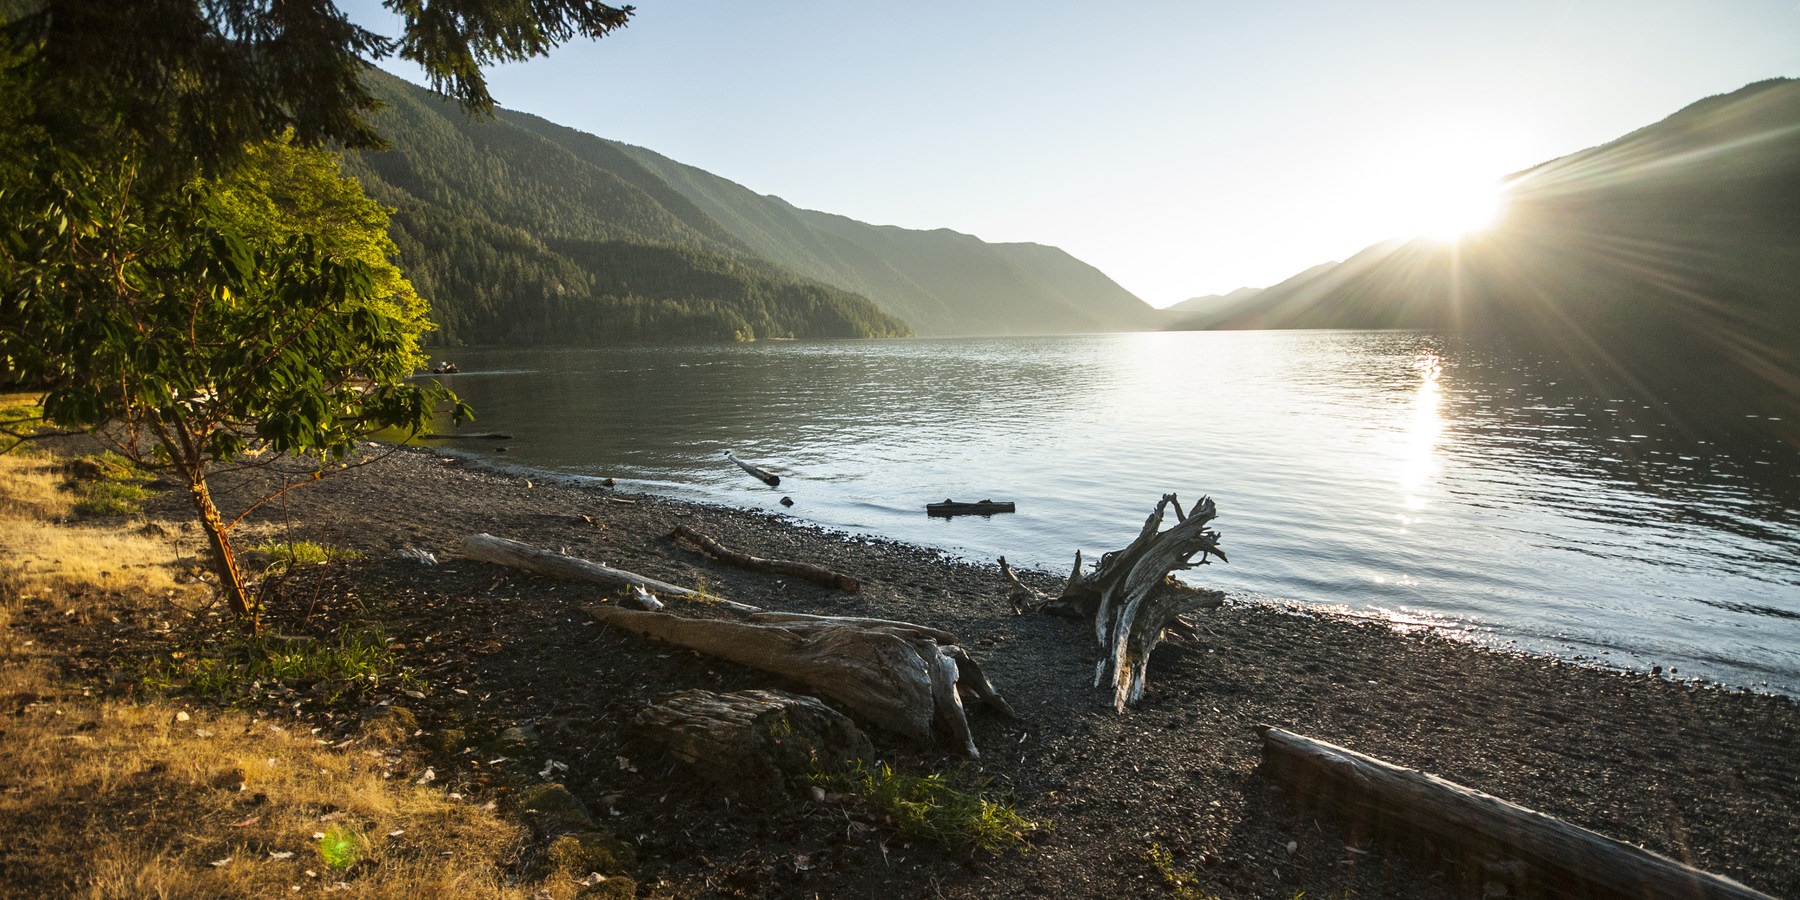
1146, 843, 1220, 899
61, 450, 158, 517
840, 761, 1036, 854
145, 627, 420, 704
0, 443, 551, 898
249, 539, 362, 569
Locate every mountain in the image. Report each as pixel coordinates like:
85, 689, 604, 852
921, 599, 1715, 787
345, 69, 1154, 343
1168, 78, 1800, 415
341, 71, 908, 345
1163, 261, 1339, 324
592, 139, 1158, 336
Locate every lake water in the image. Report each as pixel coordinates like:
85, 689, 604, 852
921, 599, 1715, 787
423, 331, 1800, 694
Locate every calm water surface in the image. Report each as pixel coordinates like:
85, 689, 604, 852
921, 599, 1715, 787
425, 332, 1800, 693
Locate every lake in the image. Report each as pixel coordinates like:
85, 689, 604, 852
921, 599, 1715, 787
422, 331, 1800, 694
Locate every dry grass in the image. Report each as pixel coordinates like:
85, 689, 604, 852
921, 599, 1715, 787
0, 442, 574, 899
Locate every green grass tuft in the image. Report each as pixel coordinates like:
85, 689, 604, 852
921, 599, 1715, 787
842, 761, 1036, 854
318, 823, 362, 869
248, 539, 361, 568
143, 627, 419, 704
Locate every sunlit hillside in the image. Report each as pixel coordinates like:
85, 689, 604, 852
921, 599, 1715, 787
1169, 78, 1800, 417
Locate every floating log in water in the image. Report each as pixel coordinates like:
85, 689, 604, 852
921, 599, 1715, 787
927, 499, 1016, 517
417, 431, 512, 441
725, 450, 781, 486
669, 524, 860, 591
1256, 726, 1775, 900
586, 606, 1012, 756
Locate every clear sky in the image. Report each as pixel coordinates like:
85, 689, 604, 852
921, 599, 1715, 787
350, 1, 1800, 307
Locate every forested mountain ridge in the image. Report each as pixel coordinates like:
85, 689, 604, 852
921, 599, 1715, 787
344, 69, 1155, 343
1167, 78, 1800, 415
341, 70, 909, 344
605, 141, 1159, 335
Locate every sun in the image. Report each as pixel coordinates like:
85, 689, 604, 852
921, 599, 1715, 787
1407, 177, 1506, 242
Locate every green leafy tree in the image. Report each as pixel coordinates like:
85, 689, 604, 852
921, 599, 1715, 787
0, 1, 626, 631
1, 0, 634, 178
0, 143, 467, 630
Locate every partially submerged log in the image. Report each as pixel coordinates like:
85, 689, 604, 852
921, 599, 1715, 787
461, 533, 763, 614
634, 689, 872, 801
1257, 726, 1775, 900
725, 450, 781, 487
1044, 493, 1226, 710
669, 524, 860, 591
927, 499, 1015, 517
586, 606, 1012, 756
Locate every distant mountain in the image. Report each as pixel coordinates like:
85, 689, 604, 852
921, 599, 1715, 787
342, 71, 908, 345
1164, 261, 1339, 325
598, 140, 1158, 336
345, 70, 1154, 343
1168, 78, 1800, 415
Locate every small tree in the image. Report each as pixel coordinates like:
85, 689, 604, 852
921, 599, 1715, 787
0, 142, 467, 631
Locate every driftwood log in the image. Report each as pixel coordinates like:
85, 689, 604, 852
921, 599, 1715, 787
461, 533, 764, 614
1028, 493, 1226, 710
587, 606, 1012, 757
634, 689, 872, 801
669, 524, 860, 591
1257, 726, 1775, 900
725, 451, 780, 487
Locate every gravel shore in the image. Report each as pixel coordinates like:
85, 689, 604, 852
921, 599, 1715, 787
185, 443, 1799, 898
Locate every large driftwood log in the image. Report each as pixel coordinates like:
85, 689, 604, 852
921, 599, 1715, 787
634, 689, 872, 800
1033, 494, 1226, 710
669, 524, 860, 591
1257, 726, 1775, 900
725, 451, 781, 487
587, 606, 1012, 757
462, 533, 763, 614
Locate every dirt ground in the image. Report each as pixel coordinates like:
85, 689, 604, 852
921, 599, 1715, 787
22, 442, 1799, 898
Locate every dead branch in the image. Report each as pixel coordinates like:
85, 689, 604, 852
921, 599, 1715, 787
670, 523, 860, 591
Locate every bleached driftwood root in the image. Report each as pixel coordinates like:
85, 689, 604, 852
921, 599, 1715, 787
1020, 493, 1226, 711
587, 606, 1012, 757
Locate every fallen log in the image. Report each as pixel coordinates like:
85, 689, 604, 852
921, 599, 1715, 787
998, 556, 1046, 615
634, 689, 872, 801
725, 450, 781, 487
586, 606, 1012, 756
1043, 493, 1226, 710
461, 533, 763, 614
1256, 726, 1775, 900
927, 499, 1015, 517
669, 524, 860, 591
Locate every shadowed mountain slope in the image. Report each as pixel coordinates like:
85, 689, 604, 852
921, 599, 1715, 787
1169, 78, 1800, 416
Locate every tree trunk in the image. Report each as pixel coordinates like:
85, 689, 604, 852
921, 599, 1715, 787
1256, 726, 1775, 900
587, 606, 1011, 757
1038, 493, 1226, 710
187, 471, 254, 627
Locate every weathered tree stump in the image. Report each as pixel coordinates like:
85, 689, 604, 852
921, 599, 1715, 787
1257, 726, 1775, 900
587, 606, 1012, 757
1027, 493, 1226, 710
634, 689, 872, 801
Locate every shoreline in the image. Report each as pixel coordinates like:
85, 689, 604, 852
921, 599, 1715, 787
409, 440, 1800, 700
169, 440, 1800, 897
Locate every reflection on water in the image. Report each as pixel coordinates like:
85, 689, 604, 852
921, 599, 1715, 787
427, 332, 1800, 693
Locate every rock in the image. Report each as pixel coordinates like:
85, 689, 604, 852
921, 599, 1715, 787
546, 830, 635, 876
358, 706, 418, 747
500, 723, 541, 747
517, 783, 597, 836
634, 689, 872, 802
